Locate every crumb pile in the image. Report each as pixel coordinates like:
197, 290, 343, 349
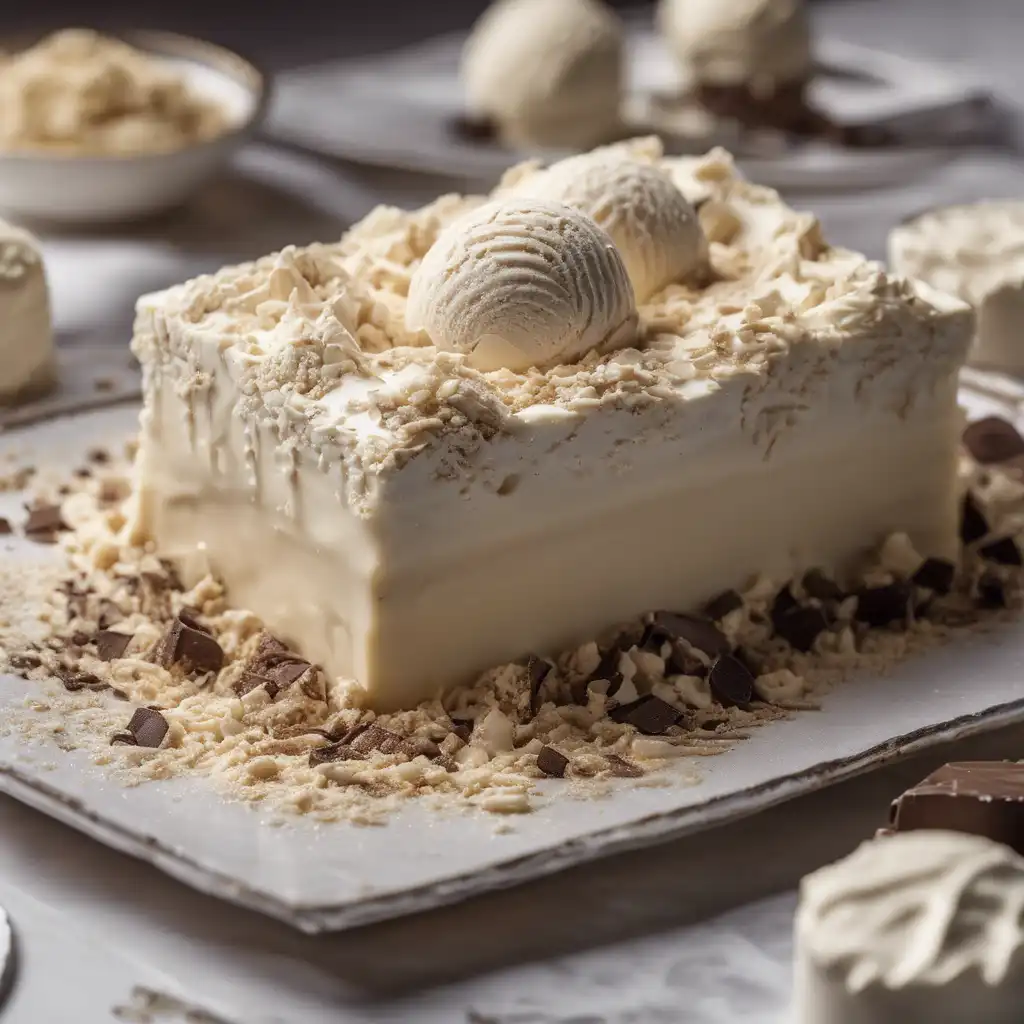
0, 29, 228, 156
1, 417, 1023, 824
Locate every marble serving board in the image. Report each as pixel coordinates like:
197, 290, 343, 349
2, 398, 1024, 935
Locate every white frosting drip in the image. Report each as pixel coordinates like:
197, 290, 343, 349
512, 151, 706, 302
405, 197, 638, 372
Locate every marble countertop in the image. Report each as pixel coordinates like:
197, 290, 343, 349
2, 1, 1024, 1021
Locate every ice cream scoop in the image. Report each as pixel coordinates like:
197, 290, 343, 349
514, 151, 706, 301
406, 197, 638, 373
461, 0, 624, 149
658, 0, 812, 92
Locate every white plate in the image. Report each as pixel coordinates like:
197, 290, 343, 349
1, 397, 1024, 933
267, 30, 995, 191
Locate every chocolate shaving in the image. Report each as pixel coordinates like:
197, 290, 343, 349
703, 590, 743, 621
610, 695, 682, 735
520, 654, 552, 715
961, 493, 989, 544
604, 753, 643, 778
648, 611, 730, 658
536, 746, 569, 778
23, 504, 68, 542
348, 723, 416, 757
234, 633, 312, 699
56, 667, 108, 693
963, 417, 1024, 465
708, 654, 755, 708
912, 557, 956, 595
980, 536, 1023, 567
95, 630, 132, 662
854, 582, 914, 628
152, 614, 224, 675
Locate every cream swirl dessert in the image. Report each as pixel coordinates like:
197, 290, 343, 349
406, 198, 637, 372
795, 831, 1024, 1024
510, 151, 706, 302
658, 0, 813, 93
889, 203, 1024, 376
129, 144, 971, 711
0, 220, 54, 403
461, 0, 624, 149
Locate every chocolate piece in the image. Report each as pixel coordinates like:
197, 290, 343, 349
87, 447, 110, 464
610, 695, 682, 735
802, 569, 844, 603
963, 416, 1024, 464
0, 518, 11, 535
95, 630, 132, 662
451, 113, 497, 142
648, 611, 730, 658
449, 719, 473, 743
978, 573, 1008, 609
234, 633, 310, 698
980, 536, 1023, 566
56, 667, 107, 693
122, 707, 169, 748
348, 723, 416, 757
589, 648, 625, 697
7, 651, 41, 671
889, 761, 1024, 855
309, 743, 368, 767
604, 753, 643, 778
960, 493, 989, 544
703, 590, 743, 621
854, 582, 913, 628
773, 605, 829, 652
434, 754, 460, 773
771, 586, 799, 621
521, 654, 552, 714
912, 557, 956, 595
537, 746, 569, 778
708, 654, 755, 707
153, 614, 224, 674
23, 504, 67, 542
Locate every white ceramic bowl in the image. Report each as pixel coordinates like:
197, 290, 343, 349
0, 30, 269, 225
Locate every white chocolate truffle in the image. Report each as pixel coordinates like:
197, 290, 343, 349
461, 0, 624, 149
795, 831, 1024, 1024
406, 198, 637, 373
514, 152, 706, 301
889, 202, 1024, 376
658, 0, 813, 91
0, 220, 54, 403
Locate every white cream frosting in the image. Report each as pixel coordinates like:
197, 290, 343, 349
510, 150, 706, 302
461, 0, 624, 148
405, 197, 638, 372
889, 202, 1024, 375
658, 0, 813, 91
795, 831, 1024, 1024
0, 219, 54, 403
129, 144, 972, 710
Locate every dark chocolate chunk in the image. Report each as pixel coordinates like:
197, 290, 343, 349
773, 606, 829, 652
961, 493, 989, 544
537, 746, 569, 778
23, 504, 68, 542
0, 517, 11, 535
802, 569, 844, 603
854, 582, 914, 628
980, 536, 1023, 567
521, 654, 552, 714
610, 695, 682, 735
604, 753, 643, 778
123, 707, 168, 748
708, 654, 755, 707
234, 633, 310, 698
889, 761, 1024, 854
56, 667, 107, 693
153, 614, 224, 674
449, 719, 473, 743
703, 590, 743, 621
434, 754, 460, 773
912, 557, 956, 595
348, 723, 416, 757
7, 651, 41, 671
963, 417, 1024, 465
733, 647, 763, 679
451, 113, 497, 142
978, 573, 1008, 609
95, 630, 132, 662
589, 648, 625, 697
309, 743, 368, 767
771, 586, 799, 622
648, 611, 730, 658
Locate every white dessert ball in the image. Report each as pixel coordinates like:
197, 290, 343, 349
406, 198, 638, 373
658, 0, 812, 91
514, 152, 707, 302
461, 0, 624, 149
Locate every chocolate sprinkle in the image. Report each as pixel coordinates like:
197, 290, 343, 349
153, 614, 224, 674
703, 590, 743, 621
772, 605, 829, 652
611, 695, 682, 735
95, 630, 132, 662
802, 569, 844, 603
963, 417, 1024, 465
960, 493, 989, 545
854, 582, 913, 628
23, 504, 67, 542
119, 707, 169, 748
604, 753, 643, 778
536, 746, 569, 778
648, 611, 730, 658
912, 557, 956, 595
708, 654, 755, 708
980, 536, 1023, 567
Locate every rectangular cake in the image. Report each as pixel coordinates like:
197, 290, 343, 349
129, 146, 973, 711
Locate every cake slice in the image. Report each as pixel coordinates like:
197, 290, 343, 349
129, 145, 972, 711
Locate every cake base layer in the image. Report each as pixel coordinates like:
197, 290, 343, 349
133, 382, 962, 711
